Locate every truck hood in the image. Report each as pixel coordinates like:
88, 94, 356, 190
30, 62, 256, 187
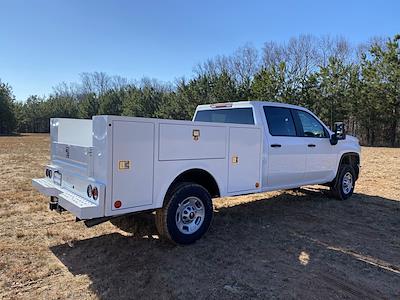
346, 135, 359, 144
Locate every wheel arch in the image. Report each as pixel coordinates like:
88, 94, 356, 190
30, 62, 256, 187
337, 152, 360, 180
162, 168, 221, 206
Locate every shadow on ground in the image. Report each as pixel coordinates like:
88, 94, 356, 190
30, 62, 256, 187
51, 189, 400, 299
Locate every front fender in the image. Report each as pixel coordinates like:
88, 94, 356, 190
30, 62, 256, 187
333, 137, 361, 179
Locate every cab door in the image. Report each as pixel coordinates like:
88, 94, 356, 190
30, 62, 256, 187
262, 106, 307, 188
293, 110, 337, 183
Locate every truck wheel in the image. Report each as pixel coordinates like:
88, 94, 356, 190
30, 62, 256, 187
155, 183, 213, 245
331, 164, 356, 200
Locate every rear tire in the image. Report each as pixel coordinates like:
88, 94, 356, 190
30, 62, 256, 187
330, 164, 356, 200
155, 182, 213, 245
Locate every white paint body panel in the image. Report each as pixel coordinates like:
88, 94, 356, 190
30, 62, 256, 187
53, 118, 92, 147
111, 120, 155, 211
32, 101, 361, 220
228, 127, 262, 193
159, 123, 226, 161
303, 137, 337, 183
264, 135, 306, 188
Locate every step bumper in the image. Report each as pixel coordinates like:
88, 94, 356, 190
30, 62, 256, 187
32, 178, 62, 197
32, 178, 102, 220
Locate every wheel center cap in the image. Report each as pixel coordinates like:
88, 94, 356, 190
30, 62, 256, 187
189, 212, 195, 219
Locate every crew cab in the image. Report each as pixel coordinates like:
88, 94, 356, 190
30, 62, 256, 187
32, 101, 361, 244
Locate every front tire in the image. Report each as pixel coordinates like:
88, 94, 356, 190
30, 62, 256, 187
331, 164, 356, 200
155, 183, 213, 245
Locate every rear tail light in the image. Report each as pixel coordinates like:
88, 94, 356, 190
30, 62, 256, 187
87, 185, 93, 198
92, 187, 98, 200
87, 185, 98, 201
45, 169, 52, 178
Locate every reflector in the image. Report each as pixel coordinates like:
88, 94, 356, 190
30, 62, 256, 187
92, 187, 98, 200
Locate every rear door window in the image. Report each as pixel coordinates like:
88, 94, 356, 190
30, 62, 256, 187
263, 106, 297, 136
194, 108, 254, 125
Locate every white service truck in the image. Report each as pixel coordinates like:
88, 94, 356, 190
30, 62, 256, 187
33, 101, 361, 244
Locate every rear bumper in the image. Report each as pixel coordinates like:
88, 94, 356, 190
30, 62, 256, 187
32, 178, 103, 219
32, 178, 61, 197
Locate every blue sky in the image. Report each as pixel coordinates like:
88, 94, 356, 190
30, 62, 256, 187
0, 0, 398, 101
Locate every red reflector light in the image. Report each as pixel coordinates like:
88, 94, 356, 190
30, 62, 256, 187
92, 187, 98, 200
114, 200, 122, 208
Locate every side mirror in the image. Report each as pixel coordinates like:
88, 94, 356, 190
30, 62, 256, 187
330, 122, 346, 145
334, 122, 346, 139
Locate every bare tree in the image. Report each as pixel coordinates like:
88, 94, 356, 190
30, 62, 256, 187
318, 35, 335, 67
229, 44, 260, 84
194, 55, 230, 77
194, 43, 260, 87
334, 36, 352, 62
262, 41, 285, 69
263, 34, 319, 84
79, 72, 111, 95
52, 81, 78, 98
285, 34, 319, 80
318, 35, 352, 66
356, 36, 387, 63
110, 75, 129, 90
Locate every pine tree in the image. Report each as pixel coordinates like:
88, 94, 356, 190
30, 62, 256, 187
0, 81, 16, 134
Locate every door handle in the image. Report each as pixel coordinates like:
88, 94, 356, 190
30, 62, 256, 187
308, 144, 316, 147
271, 144, 282, 148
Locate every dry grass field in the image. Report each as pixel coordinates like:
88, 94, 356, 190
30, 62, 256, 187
0, 134, 399, 299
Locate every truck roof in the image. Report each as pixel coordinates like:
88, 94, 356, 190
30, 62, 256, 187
196, 101, 309, 111
194, 100, 330, 132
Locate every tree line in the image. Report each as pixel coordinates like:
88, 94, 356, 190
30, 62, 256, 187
0, 34, 399, 146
